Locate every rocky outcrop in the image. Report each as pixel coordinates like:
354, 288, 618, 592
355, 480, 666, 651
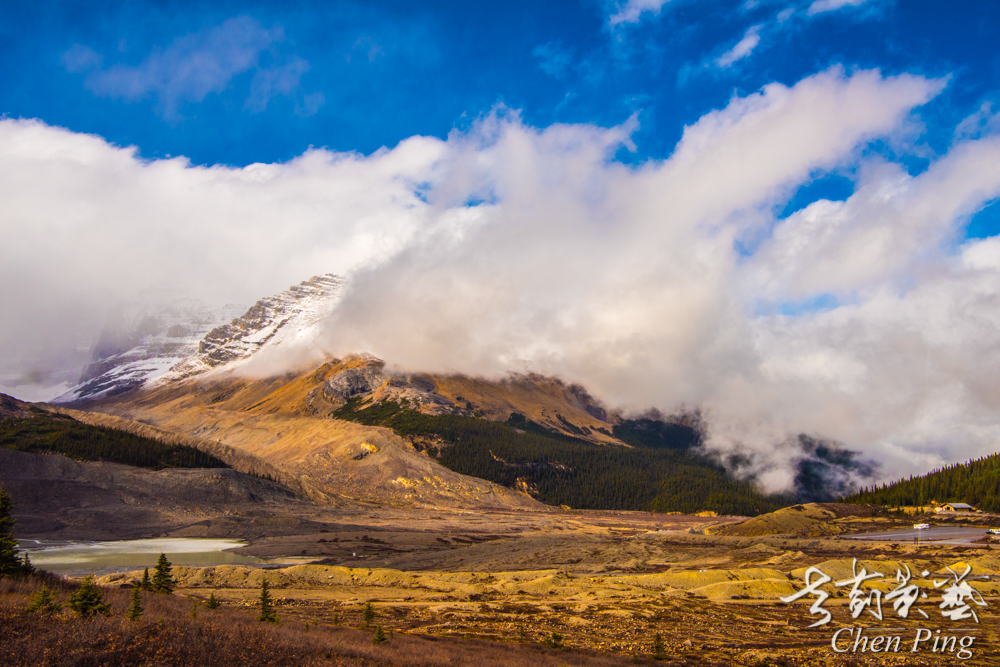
323, 365, 390, 402
166, 274, 345, 380
319, 362, 459, 414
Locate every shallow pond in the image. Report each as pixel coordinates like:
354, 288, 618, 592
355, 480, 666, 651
17, 538, 262, 577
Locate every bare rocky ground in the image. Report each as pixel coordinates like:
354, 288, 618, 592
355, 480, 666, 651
78, 506, 1000, 665
7, 376, 1000, 664
8, 445, 1000, 663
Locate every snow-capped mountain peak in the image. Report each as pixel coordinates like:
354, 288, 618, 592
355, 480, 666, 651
54, 274, 345, 403
163, 274, 345, 381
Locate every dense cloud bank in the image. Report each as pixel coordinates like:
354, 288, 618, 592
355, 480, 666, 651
3, 67, 1000, 490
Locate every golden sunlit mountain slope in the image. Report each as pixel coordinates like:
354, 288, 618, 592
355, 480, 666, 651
78, 356, 591, 510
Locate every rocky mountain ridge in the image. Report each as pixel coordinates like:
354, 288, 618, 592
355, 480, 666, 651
163, 274, 345, 382
55, 275, 345, 403
55, 294, 247, 402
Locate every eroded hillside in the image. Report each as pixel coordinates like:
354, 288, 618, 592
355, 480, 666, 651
77, 358, 558, 510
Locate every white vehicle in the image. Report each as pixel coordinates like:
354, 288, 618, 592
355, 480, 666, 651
988, 528, 1000, 535
913, 523, 930, 530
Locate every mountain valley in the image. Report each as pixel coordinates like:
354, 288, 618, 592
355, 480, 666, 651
5, 274, 1000, 665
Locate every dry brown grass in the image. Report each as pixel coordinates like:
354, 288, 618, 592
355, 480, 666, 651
0, 574, 640, 667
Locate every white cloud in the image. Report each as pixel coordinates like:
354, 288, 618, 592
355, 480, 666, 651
8, 66, 1000, 494
64, 16, 314, 120
608, 0, 672, 26
777, 7, 796, 22
807, 0, 871, 16
954, 102, 1000, 141
532, 42, 574, 79
715, 25, 763, 68
245, 56, 319, 115
0, 118, 446, 377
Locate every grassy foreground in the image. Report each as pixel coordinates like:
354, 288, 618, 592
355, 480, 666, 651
0, 573, 636, 667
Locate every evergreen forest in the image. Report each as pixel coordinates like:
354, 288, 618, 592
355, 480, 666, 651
845, 452, 1000, 512
0, 415, 229, 470
334, 399, 793, 516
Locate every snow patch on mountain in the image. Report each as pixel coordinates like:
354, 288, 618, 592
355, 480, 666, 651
54, 274, 345, 402
53, 294, 248, 403
162, 274, 346, 382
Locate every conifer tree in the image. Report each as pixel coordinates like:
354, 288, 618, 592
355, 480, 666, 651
68, 575, 111, 617
125, 586, 143, 621
372, 625, 387, 645
140, 568, 152, 591
362, 600, 375, 628
26, 585, 61, 614
0, 485, 23, 578
21, 552, 33, 576
257, 578, 278, 624
190, 599, 199, 619
652, 632, 666, 660
205, 592, 220, 609
151, 554, 174, 594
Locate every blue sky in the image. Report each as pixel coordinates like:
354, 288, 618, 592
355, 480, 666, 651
4, 0, 1000, 483
3, 0, 997, 169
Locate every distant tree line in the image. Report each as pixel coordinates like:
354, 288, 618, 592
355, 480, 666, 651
334, 399, 792, 516
845, 452, 1000, 512
0, 415, 229, 471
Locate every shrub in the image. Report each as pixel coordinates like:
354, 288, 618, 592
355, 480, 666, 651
26, 586, 61, 614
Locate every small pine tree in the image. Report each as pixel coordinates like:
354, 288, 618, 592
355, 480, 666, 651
542, 632, 563, 649
333, 610, 340, 625
140, 568, 152, 591
0, 486, 23, 579
257, 578, 278, 624
372, 625, 387, 645
21, 552, 34, 576
652, 632, 666, 660
26, 585, 61, 614
125, 586, 143, 621
68, 575, 111, 617
151, 554, 174, 594
205, 592, 220, 609
362, 600, 375, 628
190, 599, 199, 619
